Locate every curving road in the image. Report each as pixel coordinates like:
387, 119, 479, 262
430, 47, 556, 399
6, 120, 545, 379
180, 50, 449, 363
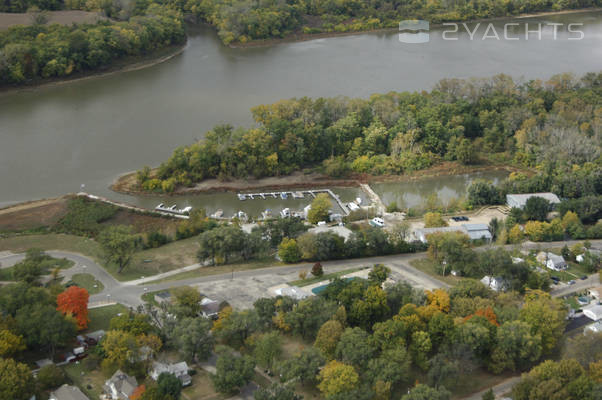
1, 239, 601, 309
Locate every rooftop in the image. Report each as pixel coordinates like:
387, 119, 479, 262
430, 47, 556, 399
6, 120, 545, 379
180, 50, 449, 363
50, 384, 90, 400
506, 192, 561, 207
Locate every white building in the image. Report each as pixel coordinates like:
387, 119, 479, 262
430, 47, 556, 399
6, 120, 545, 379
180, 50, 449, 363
50, 385, 89, 400
413, 224, 492, 244
480, 276, 507, 292
536, 252, 567, 271
274, 286, 310, 300
583, 303, 602, 321
200, 297, 219, 319
506, 192, 560, 209
150, 361, 191, 386
588, 285, 602, 300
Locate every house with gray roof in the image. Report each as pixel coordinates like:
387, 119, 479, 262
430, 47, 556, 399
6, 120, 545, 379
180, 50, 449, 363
536, 252, 567, 271
50, 384, 89, 400
150, 361, 192, 386
506, 193, 560, 209
104, 370, 138, 399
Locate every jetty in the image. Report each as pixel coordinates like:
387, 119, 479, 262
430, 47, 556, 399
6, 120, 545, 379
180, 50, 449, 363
237, 189, 350, 215
76, 193, 190, 219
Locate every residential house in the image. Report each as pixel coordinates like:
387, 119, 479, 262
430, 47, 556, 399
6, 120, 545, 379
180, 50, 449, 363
583, 303, 602, 321
150, 361, 192, 386
104, 370, 138, 400
50, 385, 89, 400
200, 297, 220, 319
536, 252, 567, 271
506, 193, 561, 209
480, 276, 507, 292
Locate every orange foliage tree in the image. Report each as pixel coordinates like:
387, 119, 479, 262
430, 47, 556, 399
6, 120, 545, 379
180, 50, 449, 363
130, 384, 146, 400
464, 307, 499, 326
57, 286, 89, 330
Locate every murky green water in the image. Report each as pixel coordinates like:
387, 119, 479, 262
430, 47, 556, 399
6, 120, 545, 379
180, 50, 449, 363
0, 11, 600, 210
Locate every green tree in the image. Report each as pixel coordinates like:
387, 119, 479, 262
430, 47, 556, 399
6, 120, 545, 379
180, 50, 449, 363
455, 138, 476, 164
489, 320, 542, 373
366, 346, 411, 387
253, 331, 282, 369
278, 238, 302, 263
157, 372, 182, 399
98, 225, 141, 273
335, 327, 375, 369
401, 384, 451, 400
368, 264, 390, 286
15, 303, 75, 356
524, 197, 550, 221
0, 358, 34, 400
36, 364, 66, 390
0, 329, 25, 357
109, 312, 153, 336
314, 320, 344, 359
170, 317, 214, 362
171, 286, 202, 318
280, 347, 324, 385
212, 349, 256, 394
409, 330, 432, 371
519, 291, 566, 355
482, 388, 494, 400
307, 193, 332, 224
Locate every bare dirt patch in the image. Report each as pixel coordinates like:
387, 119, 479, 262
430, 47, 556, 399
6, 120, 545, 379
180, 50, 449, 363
0, 10, 105, 30
0, 196, 70, 231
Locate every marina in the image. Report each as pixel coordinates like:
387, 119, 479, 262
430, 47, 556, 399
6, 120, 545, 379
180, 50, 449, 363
237, 189, 350, 215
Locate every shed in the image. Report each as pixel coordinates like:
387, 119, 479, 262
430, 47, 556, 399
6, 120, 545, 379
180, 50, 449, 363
200, 297, 220, 319
506, 192, 560, 209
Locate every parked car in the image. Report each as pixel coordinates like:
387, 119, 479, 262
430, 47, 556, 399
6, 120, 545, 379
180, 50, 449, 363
568, 280, 576, 285
580, 275, 588, 280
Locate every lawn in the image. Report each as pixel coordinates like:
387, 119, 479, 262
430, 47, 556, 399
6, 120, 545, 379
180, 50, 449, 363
70, 273, 104, 295
409, 258, 461, 286
143, 257, 280, 284
181, 370, 227, 400
0, 251, 74, 281
0, 234, 104, 259
288, 266, 367, 287
63, 362, 108, 400
86, 303, 129, 333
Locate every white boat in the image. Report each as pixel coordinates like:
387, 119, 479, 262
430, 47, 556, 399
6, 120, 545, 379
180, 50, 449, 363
235, 211, 248, 221
356, 197, 362, 205
292, 191, 304, 199
211, 209, 224, 218
348, 202, 360, 211
280, 208, 291, 218
280, 192, 288, 200
155, 203, 193, 215
238, 194, 246, 201
261, 209, 273, 220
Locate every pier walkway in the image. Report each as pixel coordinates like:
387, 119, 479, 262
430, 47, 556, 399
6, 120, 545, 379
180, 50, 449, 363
239, 189, 350, 215
359, 184, 386, 215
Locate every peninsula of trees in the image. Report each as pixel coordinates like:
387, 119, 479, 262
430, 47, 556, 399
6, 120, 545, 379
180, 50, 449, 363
134, 72, 601, 198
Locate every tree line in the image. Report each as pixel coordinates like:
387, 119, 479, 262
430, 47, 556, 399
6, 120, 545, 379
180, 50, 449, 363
184, 0, 602, 45
137, 72, 601, 194
0, 4, 185, 85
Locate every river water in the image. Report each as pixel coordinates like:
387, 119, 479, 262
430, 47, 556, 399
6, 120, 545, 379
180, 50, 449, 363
1, 11, 601, 213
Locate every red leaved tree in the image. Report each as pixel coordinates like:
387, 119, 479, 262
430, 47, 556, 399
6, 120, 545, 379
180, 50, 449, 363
57, 286, 90, 330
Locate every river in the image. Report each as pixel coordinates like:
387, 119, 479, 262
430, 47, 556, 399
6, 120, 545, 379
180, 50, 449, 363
1, 11, 601, 212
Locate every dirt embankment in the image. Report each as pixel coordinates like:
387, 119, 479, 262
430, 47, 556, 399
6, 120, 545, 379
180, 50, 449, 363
111, 162, 523, 197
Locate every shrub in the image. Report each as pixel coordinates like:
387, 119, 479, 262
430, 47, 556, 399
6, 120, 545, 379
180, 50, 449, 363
312, 262, 324, 277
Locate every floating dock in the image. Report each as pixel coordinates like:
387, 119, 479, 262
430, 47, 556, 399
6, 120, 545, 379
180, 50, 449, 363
237, 189, 350, 215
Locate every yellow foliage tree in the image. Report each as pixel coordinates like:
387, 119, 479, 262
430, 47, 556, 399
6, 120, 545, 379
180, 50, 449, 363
0, 329, 25, 358
318, 360, 359, 398
426, 289, 450, 313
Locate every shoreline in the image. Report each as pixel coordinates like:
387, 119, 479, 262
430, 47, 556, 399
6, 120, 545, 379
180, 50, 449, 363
111, 162, 524, 197
229, 7, 602, 48
0, 42, 187, 96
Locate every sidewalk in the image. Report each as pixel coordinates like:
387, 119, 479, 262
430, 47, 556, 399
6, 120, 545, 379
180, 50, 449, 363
123, 263, 203, 286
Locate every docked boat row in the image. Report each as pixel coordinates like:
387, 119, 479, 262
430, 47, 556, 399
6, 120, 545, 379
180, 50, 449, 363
238, 191, 304, 201
155, 203, 193, 215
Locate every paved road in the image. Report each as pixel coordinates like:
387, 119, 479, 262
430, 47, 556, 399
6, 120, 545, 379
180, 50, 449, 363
462, 376, 521, 400
2, 239, 601, 309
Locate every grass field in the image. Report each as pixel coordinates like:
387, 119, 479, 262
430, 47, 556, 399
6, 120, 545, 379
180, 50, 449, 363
287, 266, 367, 287
86, 303, 129, 333
143, 257, 279, 284
409, 258, 461, 286
71, 273, 104, 295
63, 362, 107, 400
181, 370, 227, 400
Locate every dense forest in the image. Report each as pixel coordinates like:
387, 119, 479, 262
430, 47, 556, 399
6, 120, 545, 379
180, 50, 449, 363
136, 72, 602, 195
0, 4, 185, 84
